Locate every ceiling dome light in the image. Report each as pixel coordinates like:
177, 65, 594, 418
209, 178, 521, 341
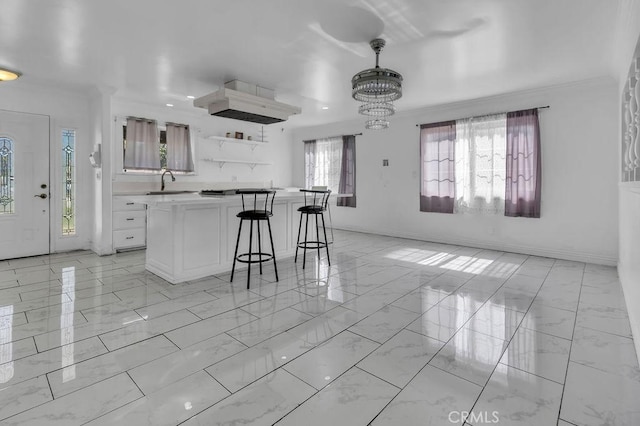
352, 39, 402, 129
0, 68, 21, 81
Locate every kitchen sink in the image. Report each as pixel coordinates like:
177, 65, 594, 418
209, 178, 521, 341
145, 190, 198, 195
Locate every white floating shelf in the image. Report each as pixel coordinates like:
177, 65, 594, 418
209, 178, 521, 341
201, 158, 272, 170
205, 135, 268, 150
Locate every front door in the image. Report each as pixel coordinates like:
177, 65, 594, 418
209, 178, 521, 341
0, 110, 50, 260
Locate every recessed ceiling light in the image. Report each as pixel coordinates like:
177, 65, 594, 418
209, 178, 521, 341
321, 106, 329, 110
187, 95, 195, 99
166, 103, 174, 107
0, 68, 21, 81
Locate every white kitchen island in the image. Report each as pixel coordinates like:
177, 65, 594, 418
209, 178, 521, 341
126, 191, 306, 284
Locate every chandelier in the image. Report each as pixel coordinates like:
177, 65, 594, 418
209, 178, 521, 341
351, 38, 403, 130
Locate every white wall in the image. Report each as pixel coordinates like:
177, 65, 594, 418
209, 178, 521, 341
0, 83, 92, 253
616, 0, 640, 366
110, 98, 295, 191
292, 78, 619, 265
89, 88, 115, 255
619, 187, 640, 349
95, 97, 295, 253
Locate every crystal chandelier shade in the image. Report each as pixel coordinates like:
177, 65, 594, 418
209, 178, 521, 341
358, 102, 395, 116
351, 38, 403, 129
365, 119, 390, 130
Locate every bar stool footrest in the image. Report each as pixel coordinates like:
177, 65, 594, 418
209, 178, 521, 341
236, 252, 275, 264
297, 241, 328, 250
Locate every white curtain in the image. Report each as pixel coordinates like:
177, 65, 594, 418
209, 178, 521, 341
311, 137, 343, 191
124, 118, 160, 170
304, 141, 316, 189
166, 123, 194, 172
454, 114, 507, 214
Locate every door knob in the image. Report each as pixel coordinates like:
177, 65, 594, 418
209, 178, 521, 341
34, 193, 47, 199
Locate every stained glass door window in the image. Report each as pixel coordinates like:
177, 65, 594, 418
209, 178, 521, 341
62, 130, 75, 235
0, 137, 14, 214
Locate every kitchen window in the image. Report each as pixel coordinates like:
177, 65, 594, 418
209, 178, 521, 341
122, 117, 194, 173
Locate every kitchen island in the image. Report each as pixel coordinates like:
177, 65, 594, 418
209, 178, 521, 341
125, 191, 306, 284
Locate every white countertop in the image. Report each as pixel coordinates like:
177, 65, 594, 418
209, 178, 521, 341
124, 190, 306, 207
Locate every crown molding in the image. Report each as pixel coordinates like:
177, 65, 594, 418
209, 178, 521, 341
396, 76, 617, 122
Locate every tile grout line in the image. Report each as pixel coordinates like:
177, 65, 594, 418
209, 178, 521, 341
463, 256, 557, 424
273, 340, 392, 426
351, 365, 403, 392
556, 261, 586, 425
0, 373, 57, 423
362, 255, 531, 425
6, 332, 177, 394
0, 237, 630, 425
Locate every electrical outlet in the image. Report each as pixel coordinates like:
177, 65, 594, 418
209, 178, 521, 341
383, 159, 389, 166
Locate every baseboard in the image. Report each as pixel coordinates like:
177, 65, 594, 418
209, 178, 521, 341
90, 241, 114, 256
617, 262, 640, 369
333, 225, 618, 266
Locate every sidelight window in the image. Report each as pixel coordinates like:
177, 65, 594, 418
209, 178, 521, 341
0, 137, 14, 215
62, 129, 76, 235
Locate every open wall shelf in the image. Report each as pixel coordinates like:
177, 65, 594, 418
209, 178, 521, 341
205, 135, 268, 150
201, 158, 272, 170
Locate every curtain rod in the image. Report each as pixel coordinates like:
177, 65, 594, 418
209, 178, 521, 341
113, 115, 155, 123
415, 105, 550, 127
113, 115, 201, 132
303, 133, 362, 143
113, 115, 200, 131
165, 121, 189, 128
114, 116, 188, 125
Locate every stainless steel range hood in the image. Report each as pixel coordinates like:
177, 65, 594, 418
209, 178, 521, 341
193, 80, 301, 124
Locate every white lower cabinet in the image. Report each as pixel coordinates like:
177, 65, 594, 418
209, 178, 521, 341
139, 196, 303, 284
113, 197, 146, 250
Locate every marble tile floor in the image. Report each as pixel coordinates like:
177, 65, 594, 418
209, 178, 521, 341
0, 230, 638, 425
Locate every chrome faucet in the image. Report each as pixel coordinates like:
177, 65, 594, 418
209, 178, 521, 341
161, 170, 175, 191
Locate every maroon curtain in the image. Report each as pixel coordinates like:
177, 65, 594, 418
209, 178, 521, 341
420, 121, 456, 213
505, 109, 541, 218
337, 135, 356, 207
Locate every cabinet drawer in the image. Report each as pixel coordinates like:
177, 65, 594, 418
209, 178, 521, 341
113, 197, 146, 211
113, 210, 146, 229
113, 228, 146, 249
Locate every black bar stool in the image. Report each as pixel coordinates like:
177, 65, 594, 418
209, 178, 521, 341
295, 189, 331, 269
230, 189, 279, 289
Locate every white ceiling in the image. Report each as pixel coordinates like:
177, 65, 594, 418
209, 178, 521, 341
0, 0, 626, 128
